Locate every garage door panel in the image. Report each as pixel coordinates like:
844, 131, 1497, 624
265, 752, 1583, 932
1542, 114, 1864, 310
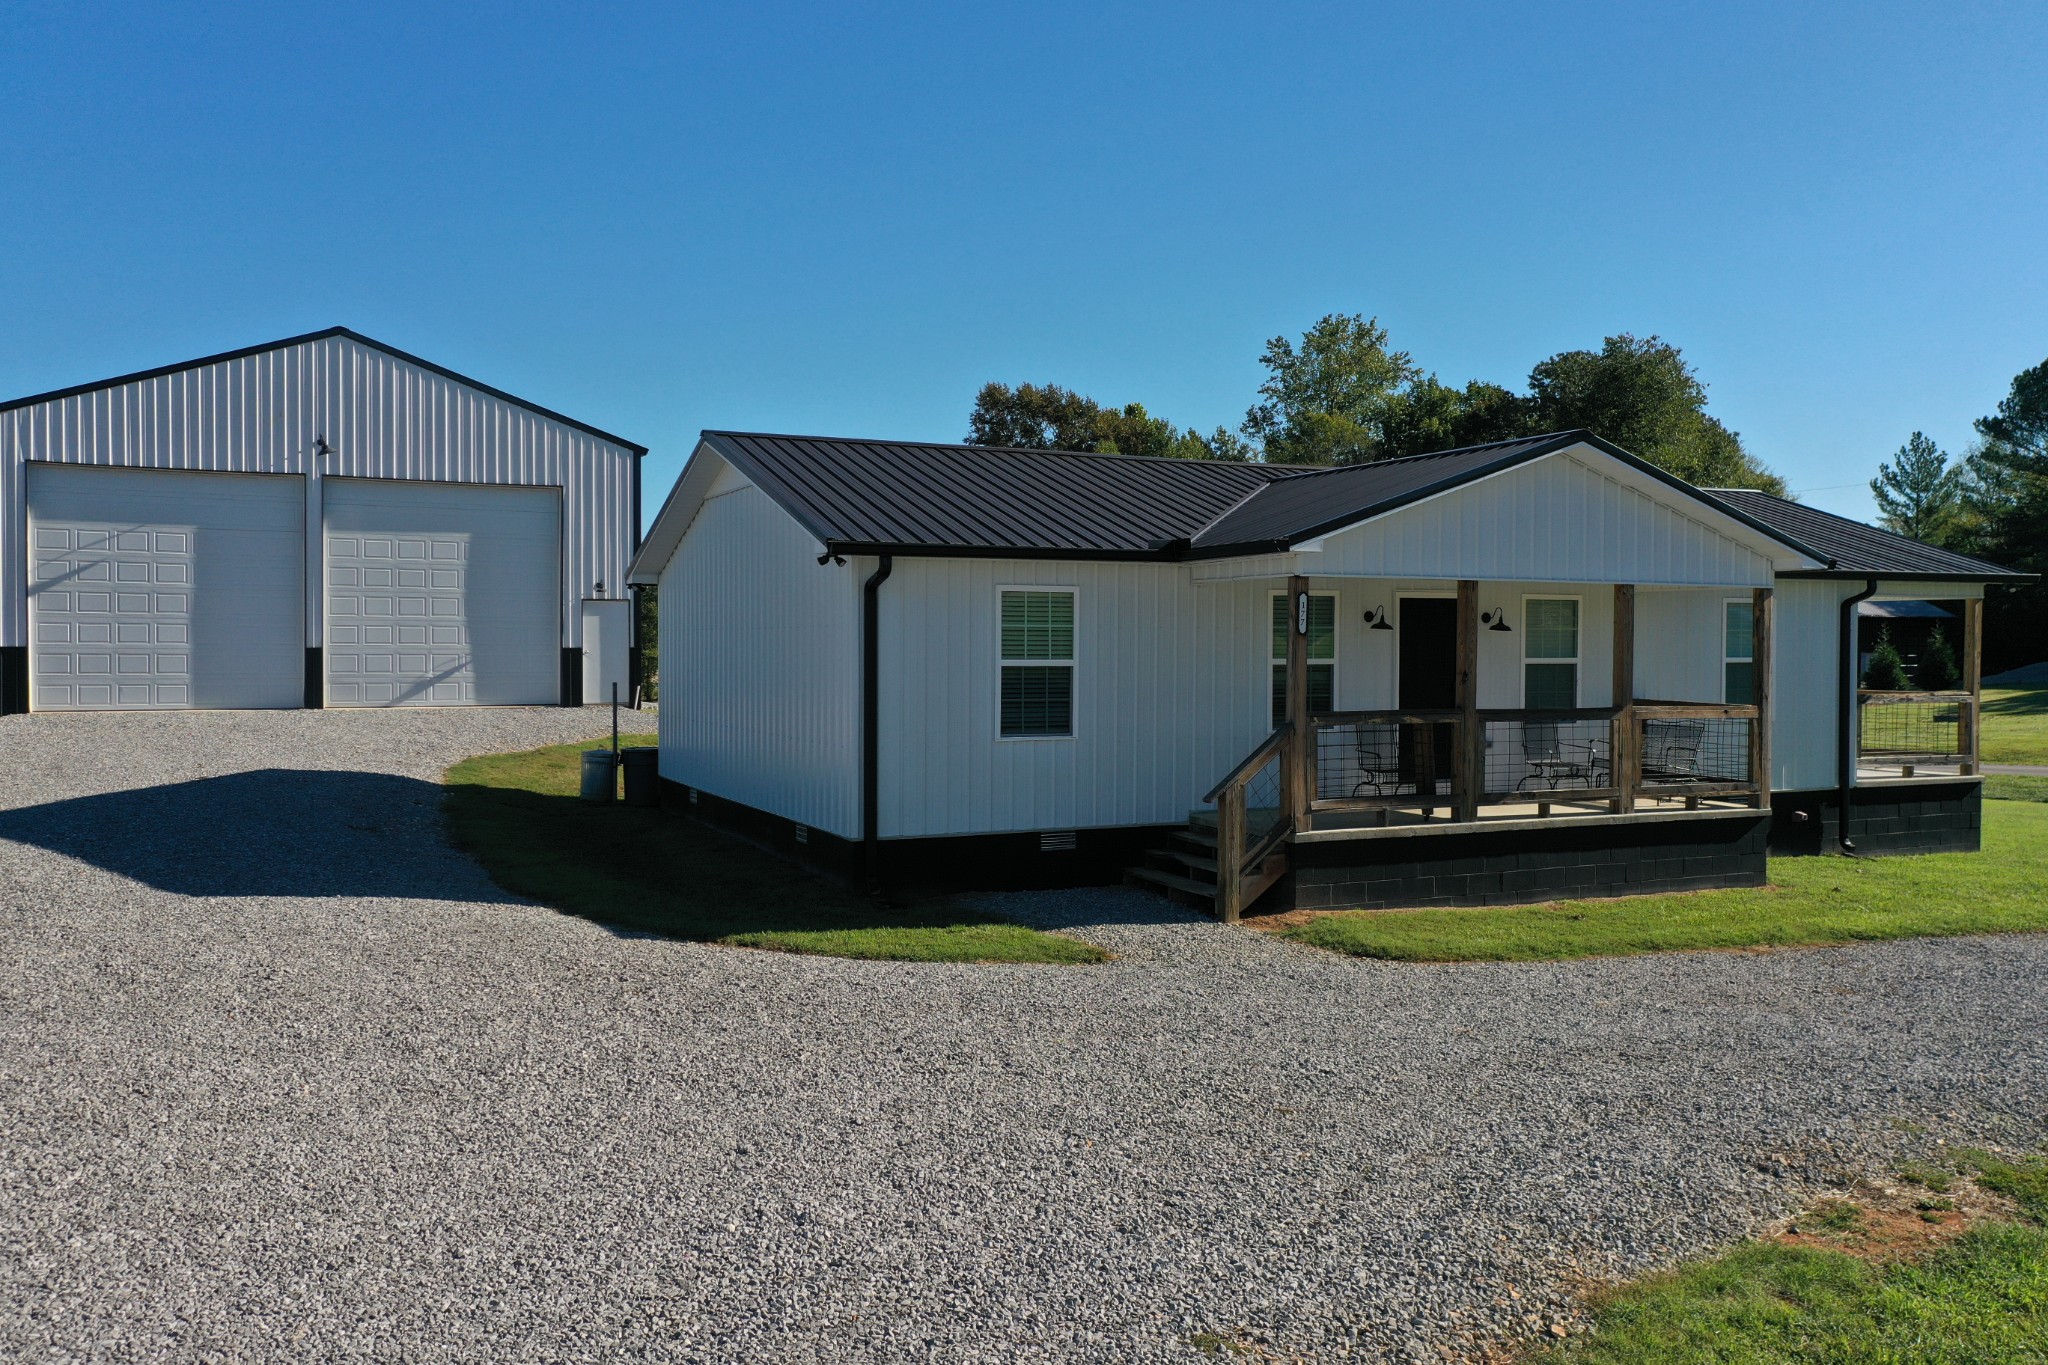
27, 466, 304, 711
324, 480, 559, 707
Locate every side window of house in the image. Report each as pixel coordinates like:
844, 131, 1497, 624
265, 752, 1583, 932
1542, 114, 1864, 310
1523, 597, 1579, 708
1269, 593, 1335, 727
999, 589, 1075, 737
1724, 599, 1756, 704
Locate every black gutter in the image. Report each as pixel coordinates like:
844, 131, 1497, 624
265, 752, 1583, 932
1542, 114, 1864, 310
861, 555, 894, 893
1837, 578, 1880, 852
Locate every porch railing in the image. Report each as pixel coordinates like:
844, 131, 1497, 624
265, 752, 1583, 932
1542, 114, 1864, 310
1203, 724, 1292, 922
1303, 703, 1764, 822
1858, 690, 1977, 774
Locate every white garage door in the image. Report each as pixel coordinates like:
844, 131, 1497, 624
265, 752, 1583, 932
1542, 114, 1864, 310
27, 465, 305, 710
323, 479, 561, 706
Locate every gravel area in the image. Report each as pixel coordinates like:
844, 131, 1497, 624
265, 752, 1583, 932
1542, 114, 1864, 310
2, 708, 2046, 1363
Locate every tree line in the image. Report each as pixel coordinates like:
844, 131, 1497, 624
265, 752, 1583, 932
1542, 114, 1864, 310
1869, 359, 2048, 673
967, 313, 1787, 493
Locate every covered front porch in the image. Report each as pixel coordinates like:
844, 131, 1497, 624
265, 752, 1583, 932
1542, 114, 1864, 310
1200, 576, 1774, 920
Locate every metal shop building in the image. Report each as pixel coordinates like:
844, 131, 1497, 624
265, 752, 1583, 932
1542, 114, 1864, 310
0, 328, 643, 713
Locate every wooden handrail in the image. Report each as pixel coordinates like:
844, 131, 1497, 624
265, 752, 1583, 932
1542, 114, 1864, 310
1858, 689, 1972, 702
1203, 723, 1291, 804
1633, 702, 1759, 719
1308, 708, 1460, 725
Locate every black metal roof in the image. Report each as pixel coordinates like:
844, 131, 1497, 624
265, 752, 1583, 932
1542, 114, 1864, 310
701, 431, 1296, 559
700, 428, 1831, 565
0, 326, 648, 455
1706, 488, 2033, 582
1188, 433, 1581, 553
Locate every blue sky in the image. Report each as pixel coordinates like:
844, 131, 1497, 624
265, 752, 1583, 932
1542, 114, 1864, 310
3, 1, 2042, 522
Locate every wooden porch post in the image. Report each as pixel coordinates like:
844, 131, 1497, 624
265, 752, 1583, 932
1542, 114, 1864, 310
1751, 586, 1774, 809
1455, 579, 1480, 822
1285, 574, 1312, 829
1611, 584, 1635, 814
1961, 596, 1983, 775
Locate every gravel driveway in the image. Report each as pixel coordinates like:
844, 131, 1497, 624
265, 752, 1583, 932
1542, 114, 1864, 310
2, 709, 2045, 1363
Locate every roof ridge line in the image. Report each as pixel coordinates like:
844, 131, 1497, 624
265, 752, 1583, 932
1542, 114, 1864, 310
707, 429, 1310, 473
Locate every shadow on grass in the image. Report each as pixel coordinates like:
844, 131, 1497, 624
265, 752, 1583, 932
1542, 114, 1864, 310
442, 742, 1108, 963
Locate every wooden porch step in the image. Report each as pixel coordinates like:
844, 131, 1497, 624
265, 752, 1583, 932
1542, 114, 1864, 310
1173, 828, 1218, 852
1159, 849, 1219, 876
1126, 866, 1218, 908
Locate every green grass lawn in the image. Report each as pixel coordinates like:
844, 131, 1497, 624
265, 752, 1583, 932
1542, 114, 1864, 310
1281, 800, 2048, 963
1984, 773, 2048, 803
1530, 1152, 2048, 1364
1983, 686, 2048, 765
443, 740, 1107, 964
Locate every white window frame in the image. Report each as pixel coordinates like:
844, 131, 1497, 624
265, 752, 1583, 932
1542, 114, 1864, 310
1723, 596, 1755, 705
997, 585, 1077, 742
1520, 593, 1583, 709
1267, 589, 1338, 729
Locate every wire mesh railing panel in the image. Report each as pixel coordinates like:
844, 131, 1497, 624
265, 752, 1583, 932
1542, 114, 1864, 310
1638, 717, 1752, 787
1483, 716, 1614, 797
1242, 746, 1284, 846
1314, 719, 1458, 802
1859, 695, 1965, 758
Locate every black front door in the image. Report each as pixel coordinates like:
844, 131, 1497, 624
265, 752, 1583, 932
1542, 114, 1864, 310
1398, 598, 1458, 796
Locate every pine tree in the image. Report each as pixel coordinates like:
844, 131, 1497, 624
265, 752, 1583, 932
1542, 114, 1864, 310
1863, 626, 1912, 691
1917, 624, 1961, 690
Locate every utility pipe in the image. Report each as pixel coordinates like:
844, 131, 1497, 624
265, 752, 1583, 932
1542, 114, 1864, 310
861, 554, 893, 892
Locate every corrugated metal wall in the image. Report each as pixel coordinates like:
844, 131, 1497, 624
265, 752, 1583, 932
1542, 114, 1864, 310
658, 482, 862, 837
2, 333, 638, 649
1308, 452, 1778, 587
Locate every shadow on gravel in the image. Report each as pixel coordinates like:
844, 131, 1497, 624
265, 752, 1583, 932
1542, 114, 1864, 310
0, 769, 489, 900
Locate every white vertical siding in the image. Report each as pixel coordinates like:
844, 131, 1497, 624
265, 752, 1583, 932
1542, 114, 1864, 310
2, 333, 638, 649
1306, 452, 1779, 586
1636, 580, 1850, 792
877, 559, 1271, 838
1774, 579, 1855, 793
875, 566, 1625, 840
658, 485, 861, 838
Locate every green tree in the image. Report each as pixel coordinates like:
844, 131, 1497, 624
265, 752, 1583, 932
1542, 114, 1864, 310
634, 584, 658, 702
1917, 624, 1961, 690
1525, 334, 1787, 494
1863, 626, 1911, 691
968, 385, 1247, 461
1378, 377, 1536, 459
1965, 358, 2048, 671
967, 382, 1102, 450
1240, 314, 1420, 465
1870, 432, 1969, 544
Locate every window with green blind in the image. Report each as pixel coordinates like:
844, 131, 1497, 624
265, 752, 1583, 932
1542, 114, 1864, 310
999, 589, 1075, 737
1523, 597, 1579, 709
1270, 593, 1335, 727
1724, 599, 1756, 704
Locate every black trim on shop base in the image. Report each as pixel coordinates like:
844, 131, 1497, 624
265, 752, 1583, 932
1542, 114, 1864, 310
560, 649, 584, 707
0, 646, 26, 715
303, 648, 324, 708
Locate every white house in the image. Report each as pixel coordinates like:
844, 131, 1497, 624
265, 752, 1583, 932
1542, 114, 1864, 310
628, 430, 2026, 917
1, 328, 644, 713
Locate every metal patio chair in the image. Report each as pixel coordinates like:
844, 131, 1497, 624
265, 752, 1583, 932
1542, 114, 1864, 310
1641, 719, 1706, 785
1517, 720, 1611, 792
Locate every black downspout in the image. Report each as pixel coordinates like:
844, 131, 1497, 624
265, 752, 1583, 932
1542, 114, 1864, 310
862, 555, 893, 893
1837, 578, 1880, 851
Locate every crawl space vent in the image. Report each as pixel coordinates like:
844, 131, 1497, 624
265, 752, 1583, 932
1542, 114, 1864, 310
1039, 831, 1078, 853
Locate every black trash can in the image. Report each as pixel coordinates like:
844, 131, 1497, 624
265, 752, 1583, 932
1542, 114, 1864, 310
620, 746, 660, 807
